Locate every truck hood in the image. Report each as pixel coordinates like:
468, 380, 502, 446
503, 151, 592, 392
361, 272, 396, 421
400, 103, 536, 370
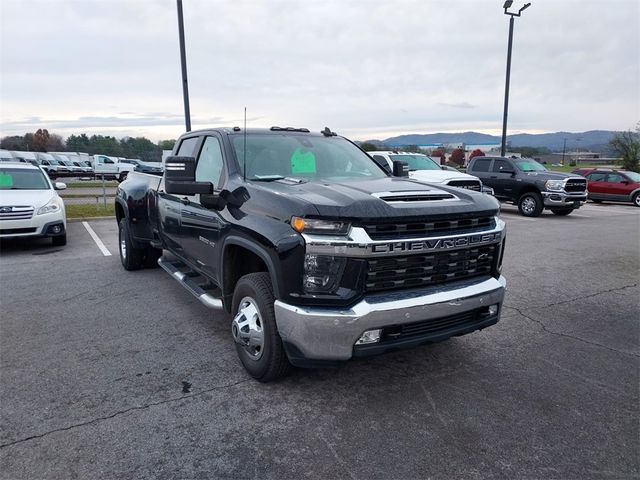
0, 189, 56, 208
409, 169, 479, 183
250, 176, 499, 221
521, 171, 580, 181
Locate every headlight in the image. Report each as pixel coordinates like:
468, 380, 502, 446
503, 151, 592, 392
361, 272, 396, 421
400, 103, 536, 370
37, 197, 61, 215
291, 216, 350, 235
545, 180, 564, 192
303, 254, 347, 294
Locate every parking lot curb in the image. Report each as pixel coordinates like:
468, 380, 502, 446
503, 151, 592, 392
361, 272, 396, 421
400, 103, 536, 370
68, 216, 116, 223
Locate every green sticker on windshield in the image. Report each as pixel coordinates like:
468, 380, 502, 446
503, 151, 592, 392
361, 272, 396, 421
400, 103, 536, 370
291, 148, 316, 174
0, 173, 13, 188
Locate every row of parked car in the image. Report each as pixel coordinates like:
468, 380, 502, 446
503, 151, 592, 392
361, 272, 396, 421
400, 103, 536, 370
0, 149, 163, 181
371, 152, 639, 215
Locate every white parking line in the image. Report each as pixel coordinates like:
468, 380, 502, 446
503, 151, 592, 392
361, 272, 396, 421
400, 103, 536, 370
82, 221, 112, 256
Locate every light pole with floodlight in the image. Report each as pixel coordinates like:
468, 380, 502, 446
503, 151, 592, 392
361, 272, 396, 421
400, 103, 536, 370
500, 1, 531, 157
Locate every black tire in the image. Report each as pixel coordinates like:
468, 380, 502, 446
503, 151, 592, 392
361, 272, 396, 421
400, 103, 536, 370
551, 208, 574, 216
517, 192, 544, 217
52, 234, 67, 246
143, 247, 162, 268
118, 172, 128, 183
633, 193, 640, 208
118, 218, 144, 270
232, 272, 291, 382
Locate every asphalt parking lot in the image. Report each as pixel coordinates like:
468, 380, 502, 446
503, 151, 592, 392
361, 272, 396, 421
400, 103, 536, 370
1, 203, 638, 479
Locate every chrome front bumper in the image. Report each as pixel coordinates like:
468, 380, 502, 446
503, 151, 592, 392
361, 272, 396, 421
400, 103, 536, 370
275, 275, 506, 361
541, 191, 587, 207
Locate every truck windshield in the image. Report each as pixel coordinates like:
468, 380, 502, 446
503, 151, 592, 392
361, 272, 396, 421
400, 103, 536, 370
0, 168, 50, 190
390, 154, 440, 171
514, 158, 547, 172
231, 134, 387, 181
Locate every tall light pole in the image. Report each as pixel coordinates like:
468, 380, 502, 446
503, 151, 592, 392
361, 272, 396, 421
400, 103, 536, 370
176, 0, 191, 132
500, 1, 531, 157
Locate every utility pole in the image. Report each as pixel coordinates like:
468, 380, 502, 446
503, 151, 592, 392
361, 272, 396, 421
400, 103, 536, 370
176, 0, 191, 132
500, 1, 531, 157
562, 138, 567, 165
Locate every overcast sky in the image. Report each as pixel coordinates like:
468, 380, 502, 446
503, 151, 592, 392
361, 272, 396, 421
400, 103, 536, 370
1, 0, 638, 142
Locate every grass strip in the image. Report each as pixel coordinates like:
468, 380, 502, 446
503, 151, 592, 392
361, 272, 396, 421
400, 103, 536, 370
66, 203, 115, 219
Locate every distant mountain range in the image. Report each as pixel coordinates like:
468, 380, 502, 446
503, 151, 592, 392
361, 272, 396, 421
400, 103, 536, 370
364, 130, 617, 153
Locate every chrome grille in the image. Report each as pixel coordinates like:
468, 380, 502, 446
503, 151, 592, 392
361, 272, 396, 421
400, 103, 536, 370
365, 245, 496, 292
0, 206, 34, 220
446, 179, 482, 192
565, 179, 587, 193
363, 216, 495, 240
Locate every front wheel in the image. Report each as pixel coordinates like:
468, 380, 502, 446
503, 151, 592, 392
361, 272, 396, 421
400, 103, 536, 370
633, 193, 640, 208
551, 208, 574, 216
231, 272, 291, 382
518, 192, 543, 217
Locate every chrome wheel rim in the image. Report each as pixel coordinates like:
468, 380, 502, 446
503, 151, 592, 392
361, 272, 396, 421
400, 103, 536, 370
635, 195, 640, 207
521, 197, 536, 214
232, 297, 264, 360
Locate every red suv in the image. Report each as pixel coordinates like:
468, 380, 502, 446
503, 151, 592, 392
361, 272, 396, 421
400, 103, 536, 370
585, 169, 640, 207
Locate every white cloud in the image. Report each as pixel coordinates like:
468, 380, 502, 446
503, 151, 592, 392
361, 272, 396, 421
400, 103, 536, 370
1, 0, 638, 142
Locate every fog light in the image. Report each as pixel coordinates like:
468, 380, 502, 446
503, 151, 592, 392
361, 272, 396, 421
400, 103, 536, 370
51, 225, 62, 234
355, 329, 382, 345
480, 304, 499, 318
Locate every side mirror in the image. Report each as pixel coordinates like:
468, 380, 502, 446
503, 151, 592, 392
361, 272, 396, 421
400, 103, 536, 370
392, 160, 409, 177
500, 169, 515, 175
54, 182, 67, 190
165, 156, 213, 195
621, 180, 630, 185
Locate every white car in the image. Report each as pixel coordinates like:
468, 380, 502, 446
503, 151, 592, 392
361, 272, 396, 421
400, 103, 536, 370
0, 162, 67, 246
93, 154, 134, 181
52, 154, 87, 175
370, 151, 486, 192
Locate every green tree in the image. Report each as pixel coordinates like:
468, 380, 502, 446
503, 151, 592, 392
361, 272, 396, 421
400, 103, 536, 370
158, 139, 176, 151
66, 134, 90, 152
359, 142, 378, 152
609, 125, 640, 172
0, 135, 27, 150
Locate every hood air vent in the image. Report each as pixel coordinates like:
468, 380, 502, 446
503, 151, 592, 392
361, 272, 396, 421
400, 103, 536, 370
373, 190, 455, 203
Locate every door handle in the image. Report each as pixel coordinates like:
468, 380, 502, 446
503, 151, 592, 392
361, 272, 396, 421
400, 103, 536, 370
180, 197, 190, 205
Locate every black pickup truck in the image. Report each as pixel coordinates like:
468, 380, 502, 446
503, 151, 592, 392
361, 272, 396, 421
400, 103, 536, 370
116, 127, 507, 381
467, 156, 588, 217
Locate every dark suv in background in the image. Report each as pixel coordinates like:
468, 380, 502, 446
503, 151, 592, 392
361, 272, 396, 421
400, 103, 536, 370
467, 156, 587, 217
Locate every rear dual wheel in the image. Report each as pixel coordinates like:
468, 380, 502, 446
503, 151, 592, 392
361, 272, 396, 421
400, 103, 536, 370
118, 219, 161, 270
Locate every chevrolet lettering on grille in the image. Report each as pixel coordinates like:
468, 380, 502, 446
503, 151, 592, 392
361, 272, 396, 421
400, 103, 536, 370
371, 232, 502, 255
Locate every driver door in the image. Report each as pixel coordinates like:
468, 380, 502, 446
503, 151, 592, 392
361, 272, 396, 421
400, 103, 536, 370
490, 158, 517, 198
179, 135, 227, 280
